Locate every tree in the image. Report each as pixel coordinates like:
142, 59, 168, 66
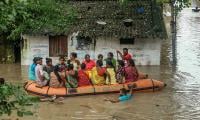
0, 0, 77, 40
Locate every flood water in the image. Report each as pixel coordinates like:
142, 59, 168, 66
1, 8, 200, 120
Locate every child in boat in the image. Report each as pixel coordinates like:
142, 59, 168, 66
104, 84, 136, 103
67, 52, 80, 71
78, 63, 91, 87
124, 59, 139, 83
43, 58, 54, 81
55, 56, 67, 72
116, 60, 125, 84
106, 60, 117, 85
35, 57, 48, 87
28, 57, 37, 80
49, 65, 65, 88
83, 54, 96, 71
91, 60, 110, 85
65, 64, 78, 88
104, 52, 117, 69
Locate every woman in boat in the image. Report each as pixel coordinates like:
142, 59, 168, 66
124, 59, 139, 83
106, 60, 117, 85
65, 64, 78, 88
116, 48, 132, 66
116, 60, 125, 84
104, 52, 117, 69
91, 60, 110, 85
49, 65, 65, 88
82, 54, 96, 71
78, 63, 91, 87
67, 52, 80, 71
55, 56, 67, 72
28, 57, 37, 81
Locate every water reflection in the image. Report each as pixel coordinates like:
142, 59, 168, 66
1, 8, 200, 120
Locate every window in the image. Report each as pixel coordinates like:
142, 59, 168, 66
120, 37, 135, 44
49, 35, 68, 57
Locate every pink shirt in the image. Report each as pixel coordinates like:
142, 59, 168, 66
83, 60, 96, 70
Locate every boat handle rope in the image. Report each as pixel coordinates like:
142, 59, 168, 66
46, 86, 51, 97
151, 79, 155, 92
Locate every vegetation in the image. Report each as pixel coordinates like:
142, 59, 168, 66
0, 0, 77, 40
0, 83, 39, 117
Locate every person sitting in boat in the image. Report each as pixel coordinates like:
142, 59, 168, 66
104, 52, 117, 69
116, 60, 126, 84
65, 64, 78, 88
104, 84, 136, 103
55, 56, 67, 72
43, 58, 54, 76
35, 57, 48, 87
116, 48, 132, 66
49, 65, 65, 88
28, 57, 37, 81
78, 63, 91, 87
106, 60, 117, 85
67, 52, 80, 71
91, 60, 110, 85
125, 59, 139, 83
83, 54, 96, 71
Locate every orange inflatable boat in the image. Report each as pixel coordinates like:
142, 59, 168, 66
24, 79, 166, 97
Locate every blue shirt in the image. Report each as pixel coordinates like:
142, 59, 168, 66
118, 94, 132, 102
28, 63, 36, 80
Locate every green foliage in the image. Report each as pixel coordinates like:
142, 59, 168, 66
0, 0, 77, 40
0, 83, 39, 117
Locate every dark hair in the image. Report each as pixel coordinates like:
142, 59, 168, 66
85, 54, 90, 59
54, 65, 62, 83
120, 88, 127, 95
123, 48, 128, 51
98, 54, 103, 59
106, 60, 114, 68
96, 60, 103, 67
0, 78, 5, 85
118, 60, 125, 67
33, 57, 37, 63
108, 52, 114, 57
81, 63, 86, 70
71, 52, 77, 58
128, 59, 136, 67
59, 56, 65, 61
46, 58, 52, 64
68, 64, 74, 70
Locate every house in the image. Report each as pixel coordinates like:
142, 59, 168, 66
21, 0, 166, 65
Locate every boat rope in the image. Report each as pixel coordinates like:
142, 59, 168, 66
151, 79, 155, 92
46, 86, 51, 96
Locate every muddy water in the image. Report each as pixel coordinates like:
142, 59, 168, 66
1, 8, 200, 120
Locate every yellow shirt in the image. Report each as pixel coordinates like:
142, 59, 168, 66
91, 67, 105, 85
106, 68, 117, 84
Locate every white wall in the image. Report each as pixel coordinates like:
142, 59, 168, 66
68, 33, 161, 65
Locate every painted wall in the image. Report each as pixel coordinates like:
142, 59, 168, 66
68, 33, 161, 65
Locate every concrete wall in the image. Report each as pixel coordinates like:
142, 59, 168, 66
68, 32, 161, 65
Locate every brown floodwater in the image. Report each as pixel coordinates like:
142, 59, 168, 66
1, 8, 200, 120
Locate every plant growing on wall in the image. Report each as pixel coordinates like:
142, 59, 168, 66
0, 0, 77, 40
0, 82, 39, 117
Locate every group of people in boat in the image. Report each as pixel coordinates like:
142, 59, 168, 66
28, 48, 144, 88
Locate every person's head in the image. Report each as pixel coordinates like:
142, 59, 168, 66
98, 54, 103, 61
123, 48, 129, 55
107, 52, 114, 59
81, 63, 86, 70
127, 59, 135, 67
117, 60, 125, 67
36, 57, 43, 65
96, 60, 103, 67
46, 58, 52, 66
0, 78, 5, 85
70, 52, 77, 60
85, 54, 90, 62
33, 57, 37, 64
120, 88, 127, 95
59, 56, 65, 64
106, 60, 114, 68
68, 64, 74, 70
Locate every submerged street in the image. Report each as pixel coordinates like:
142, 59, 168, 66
1, 8, 200, 120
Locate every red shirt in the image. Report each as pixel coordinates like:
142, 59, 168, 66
123, 53, 132, 60
83, 60, 96, 70
78, 70, 91, 87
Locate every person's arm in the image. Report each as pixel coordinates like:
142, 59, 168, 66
104, 98, 120, 103
116, 50, 124, 59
